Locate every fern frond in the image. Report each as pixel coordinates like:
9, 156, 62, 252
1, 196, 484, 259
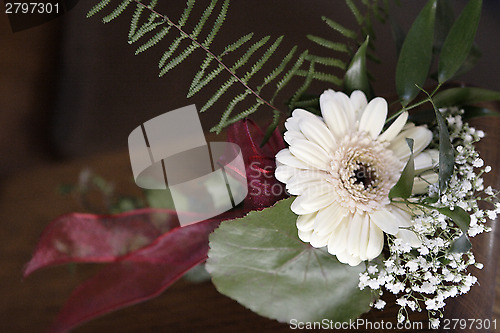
188, 34, 254, 97
295, 70, 342, 85
87, 0, 112, 18
260, 109, 281, 147
197, 35, 271, 111
220, 33, 254, 56
202, 0, 229, 48
89, 0, 365, 134
322, 16, 358, 40
160, 43, 198, 76
128, 2, 164, 43
191, 0, 218, 39
102, 0, 133, 23
158, 35, 186, 69
212, 100, 265, 133
201, 77, 237, 113
129, 19, 165, 43
306, 35, 350, 54
231, 36, 270, 71
306, 54, 346, 69
242, 36, 283, 84
135, 25, 171, 55
214, 90, 253, 131
289, 61, 315, 109
256, 46, 297, 94
178, 0, 196, 27
270, 50, 308, 104
346, 0, 364, 25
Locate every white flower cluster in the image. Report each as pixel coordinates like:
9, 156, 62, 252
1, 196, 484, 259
358, 107, 498, 326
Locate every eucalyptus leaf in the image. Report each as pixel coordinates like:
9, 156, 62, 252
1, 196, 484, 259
389, 15, 405, 58
453, 44, 482, 78
434, 0, 455, 52
462, 105, 500, 119
433, 107, 454, 193
450, 233, 472, 253
206, 198, 372, 323
438, 0, 482, 83
437, 206, 470, 233
395, 0, 436, 105
437, 206, 472, 253
434, 87, 500, 107
389, 138, 414, 199
344, 37, 371, 97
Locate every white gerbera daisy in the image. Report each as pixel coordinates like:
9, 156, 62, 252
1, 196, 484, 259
275, 89, 438, 266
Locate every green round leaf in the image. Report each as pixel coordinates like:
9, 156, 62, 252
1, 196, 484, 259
206, 198, 373, 323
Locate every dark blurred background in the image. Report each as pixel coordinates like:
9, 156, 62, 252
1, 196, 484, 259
1, 0, 499, 178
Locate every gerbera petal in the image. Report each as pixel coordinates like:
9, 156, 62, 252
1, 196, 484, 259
284, 117, 300, 132
290, 188, 335, 214
275, 149, 311, 169
320, 90, 352, 139
350, 90, 368, 120
296, 212, 316, 232
327, 219, 349, 255
414, 149, 439, 172
396, 229, 421, 247
286, 170, 329, 195
358, 97, 388, 139
284, 130, 306, 145
347, 213, 365, 257
389, 126, 433, 160
336, 250, 362, 266
366, 221, 384, 259
298, 229, 313, 243
378, 111, 409, 142
357, 218, 370, 261
298, 117, 337, 153
274, 165, 297, 183
313, 203, 348, 235
412, 171, 438, 194
310, 230, 330, 248
289, 140, 330, 170
292, 108, 318, 119
369, 209, 400, 235
390, 204, 412, 221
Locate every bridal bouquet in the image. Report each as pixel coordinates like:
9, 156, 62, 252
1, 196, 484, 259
25, 0, 500, 332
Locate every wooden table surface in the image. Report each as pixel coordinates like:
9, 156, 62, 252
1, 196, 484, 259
1, 117, 499, 332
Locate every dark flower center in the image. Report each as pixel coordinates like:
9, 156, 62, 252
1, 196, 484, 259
351, 162, 377, 189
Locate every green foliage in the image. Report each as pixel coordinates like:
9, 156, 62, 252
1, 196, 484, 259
344, 37, 371, 97
395, 0, 436, 105
389, 138, 414, 199
438, 0, 482, 83
88, 0, 390, 133
308, 0, 390, 96
434, 87, 500, 107
206, 198, 373, 323
461, 106, 500, 120
437, 206, 472, 253
432, 99, 455, 194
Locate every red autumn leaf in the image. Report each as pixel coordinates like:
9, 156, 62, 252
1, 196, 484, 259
48, 218, 220, 333
24, 209, 180, 277
24, 119, 287, 332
